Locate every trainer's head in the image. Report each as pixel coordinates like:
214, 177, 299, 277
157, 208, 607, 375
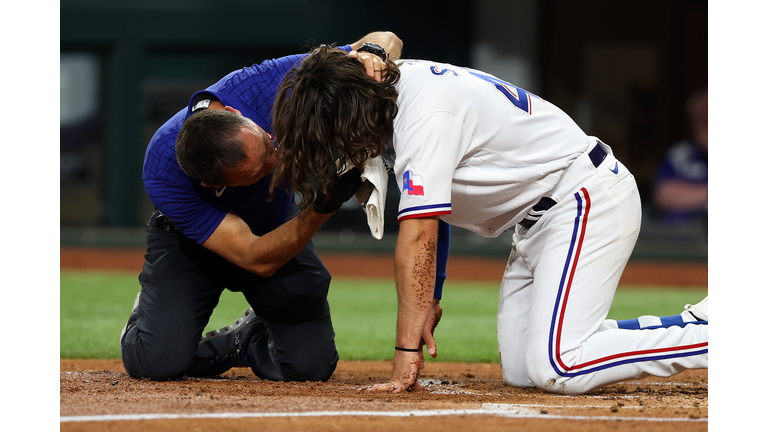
176, 108, 278, 188
271, 44, 400, 210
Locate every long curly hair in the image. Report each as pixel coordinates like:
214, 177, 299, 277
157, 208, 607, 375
271, 44, 400, 209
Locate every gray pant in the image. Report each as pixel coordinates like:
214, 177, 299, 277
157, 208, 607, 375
120, 208, 338, 381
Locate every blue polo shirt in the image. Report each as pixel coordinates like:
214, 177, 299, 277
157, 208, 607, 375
142, 45, 353, 243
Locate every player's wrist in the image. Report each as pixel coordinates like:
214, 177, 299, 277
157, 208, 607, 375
395, 331, 423, 351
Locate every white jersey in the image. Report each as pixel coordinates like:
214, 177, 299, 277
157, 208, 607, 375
382, 60, 708, 395
385, 60, 594, 238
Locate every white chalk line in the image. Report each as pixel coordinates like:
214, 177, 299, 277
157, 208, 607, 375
60, 403, 706, 423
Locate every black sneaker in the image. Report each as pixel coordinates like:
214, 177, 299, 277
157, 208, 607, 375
189, 308, 265, 377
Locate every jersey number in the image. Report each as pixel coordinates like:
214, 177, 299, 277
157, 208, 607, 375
467, 70, 540, 115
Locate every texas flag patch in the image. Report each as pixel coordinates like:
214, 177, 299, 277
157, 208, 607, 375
403, 170, 425, 196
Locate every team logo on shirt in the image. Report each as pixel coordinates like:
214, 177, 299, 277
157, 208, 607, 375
403, 171, 424, 196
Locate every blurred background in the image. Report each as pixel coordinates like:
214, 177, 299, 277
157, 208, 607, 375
60, 0, 707, 262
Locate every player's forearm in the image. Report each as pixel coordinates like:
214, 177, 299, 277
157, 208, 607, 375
393, 218, 439, 349
350, 31, 403, 61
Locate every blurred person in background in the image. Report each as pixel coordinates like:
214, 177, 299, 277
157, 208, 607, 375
653, 89, 708, 224
118, 31, 402, 382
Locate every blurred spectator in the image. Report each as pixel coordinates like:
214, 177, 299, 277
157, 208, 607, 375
653, 88, 708, 223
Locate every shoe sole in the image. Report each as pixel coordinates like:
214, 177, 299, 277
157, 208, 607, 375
200, 308, 255, 342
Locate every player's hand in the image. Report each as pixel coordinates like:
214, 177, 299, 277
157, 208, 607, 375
420, 299, 443, 359
313, 167, 364, 214
363, 350, 424, 393
349, 50, 388, 82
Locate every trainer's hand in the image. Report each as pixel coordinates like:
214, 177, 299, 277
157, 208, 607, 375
420, 300, 442, 358
313, 168, 364, 214
364, 350, 424, 393
349, 50, 388, 82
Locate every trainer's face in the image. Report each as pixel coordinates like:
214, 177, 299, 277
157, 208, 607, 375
222, 120, 279, 187
200, 105, 279, 189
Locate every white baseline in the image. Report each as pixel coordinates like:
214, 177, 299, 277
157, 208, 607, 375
61, 404, 707, 423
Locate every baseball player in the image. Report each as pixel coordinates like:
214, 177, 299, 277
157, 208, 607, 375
119, 32, 402, 382
272, 46, 708, 395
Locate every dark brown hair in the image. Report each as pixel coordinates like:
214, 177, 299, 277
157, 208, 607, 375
176, 109, 250, 185
271, 45, 400, 209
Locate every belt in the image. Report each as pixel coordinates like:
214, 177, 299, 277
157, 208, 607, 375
588, 140, 609, 169
519, 141, 608, 230
151, 212, 178, 231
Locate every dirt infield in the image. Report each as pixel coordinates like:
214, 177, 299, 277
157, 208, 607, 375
60, 247, 708, 430
61, 360, 707, 431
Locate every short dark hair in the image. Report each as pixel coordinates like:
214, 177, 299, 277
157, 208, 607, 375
271, 45, 400, 209
176, 109, 250, 185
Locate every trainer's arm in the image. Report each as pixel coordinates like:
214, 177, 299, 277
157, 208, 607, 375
201, 165, 362, 277
349, 31, 403, 61
347, 31, 404, 82
202, 209, 332, 278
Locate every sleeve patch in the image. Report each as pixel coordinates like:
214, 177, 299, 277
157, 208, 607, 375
403, 170, 425, 197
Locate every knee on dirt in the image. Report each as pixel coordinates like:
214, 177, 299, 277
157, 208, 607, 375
499, 351, 535, 388
123, 347, 194, 381
524, 349, 590, 395
277, 350, 338, 382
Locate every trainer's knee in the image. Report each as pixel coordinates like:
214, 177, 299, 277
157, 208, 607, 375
124, 354, 193, 381
121, 335, 194, 380
283, 348, 339, 382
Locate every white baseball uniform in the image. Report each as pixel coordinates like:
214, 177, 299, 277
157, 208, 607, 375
383, 60, 708, 394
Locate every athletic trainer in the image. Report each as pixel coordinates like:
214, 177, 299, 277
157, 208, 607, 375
119, 32, 402, 382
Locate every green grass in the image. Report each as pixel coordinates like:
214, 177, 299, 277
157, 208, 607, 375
60, 270, 706, 363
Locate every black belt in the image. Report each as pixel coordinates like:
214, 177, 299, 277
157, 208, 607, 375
519, 141, 608, 230
150, 211, 177, 231
588, 140, 609, 169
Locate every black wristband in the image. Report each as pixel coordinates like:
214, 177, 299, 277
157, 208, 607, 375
357, 42, 388, 62
394, 346, 420, 352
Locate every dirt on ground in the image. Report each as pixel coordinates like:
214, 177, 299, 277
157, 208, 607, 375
60, 247, 708, 431
61, 359, 707, 432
